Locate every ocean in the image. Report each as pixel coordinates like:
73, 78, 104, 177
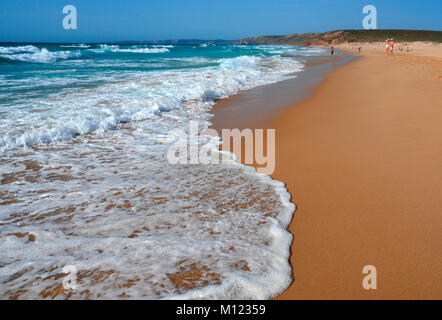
0, 43, 327, 299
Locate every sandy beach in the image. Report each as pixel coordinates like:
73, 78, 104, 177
212, 45, 442, 299
1, 0, 441, 304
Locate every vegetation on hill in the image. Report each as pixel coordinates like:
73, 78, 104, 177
239, 30, 442, 46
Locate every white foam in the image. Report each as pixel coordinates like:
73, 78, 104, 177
0, 45, 305, 300
116, 47, 170, 53
0, 114, 296, 299
0, 45, 40, 54
91, 44, 171, 54
60, 44, 91, 48
0, 54, 303, 150
0, 47, 80, 63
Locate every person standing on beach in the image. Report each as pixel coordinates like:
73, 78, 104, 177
331, 46, 334, 56
386, 39, 390, 55
390, 39, 394, 55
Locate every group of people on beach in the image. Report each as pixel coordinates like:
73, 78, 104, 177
385, 39, 394, 55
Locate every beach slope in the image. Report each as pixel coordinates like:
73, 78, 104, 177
273, 50, 442, 299
213, 48, 442, 299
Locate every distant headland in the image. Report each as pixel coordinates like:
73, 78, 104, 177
239, 29, 442, 46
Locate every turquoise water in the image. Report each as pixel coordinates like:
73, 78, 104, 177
1, 44, 263, 101
0, 43, 326, 299
0, 43, 326, 148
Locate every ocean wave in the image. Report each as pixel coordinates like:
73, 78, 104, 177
152, 44, 174, 48
60, 44, 91, 48
0, 47, 81, 63
116, 47, 170, 53
0, 45, 40, 54
0, 54, 303, 149
91, 44, 171, 54
0, 44, 304, 299
0, 125, 295, 299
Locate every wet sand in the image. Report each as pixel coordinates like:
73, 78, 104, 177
211, 48, 442, 299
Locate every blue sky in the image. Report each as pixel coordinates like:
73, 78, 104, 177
0, 0, 441, 42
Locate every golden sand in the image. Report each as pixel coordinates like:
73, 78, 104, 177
212, 45, 442, 299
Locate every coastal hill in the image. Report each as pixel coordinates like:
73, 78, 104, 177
239, 30, 442, 46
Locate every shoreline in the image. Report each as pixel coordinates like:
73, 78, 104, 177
210, 46, 442, 299
211, 50, 356, 129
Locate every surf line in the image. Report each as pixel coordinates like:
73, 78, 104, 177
166, 120, 276, 175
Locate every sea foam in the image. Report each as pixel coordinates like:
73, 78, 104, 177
0, 46, 80, 63
0, 53, 304, 150
0, 44, 328, 299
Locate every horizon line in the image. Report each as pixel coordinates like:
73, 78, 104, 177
1, 28, 441, 44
